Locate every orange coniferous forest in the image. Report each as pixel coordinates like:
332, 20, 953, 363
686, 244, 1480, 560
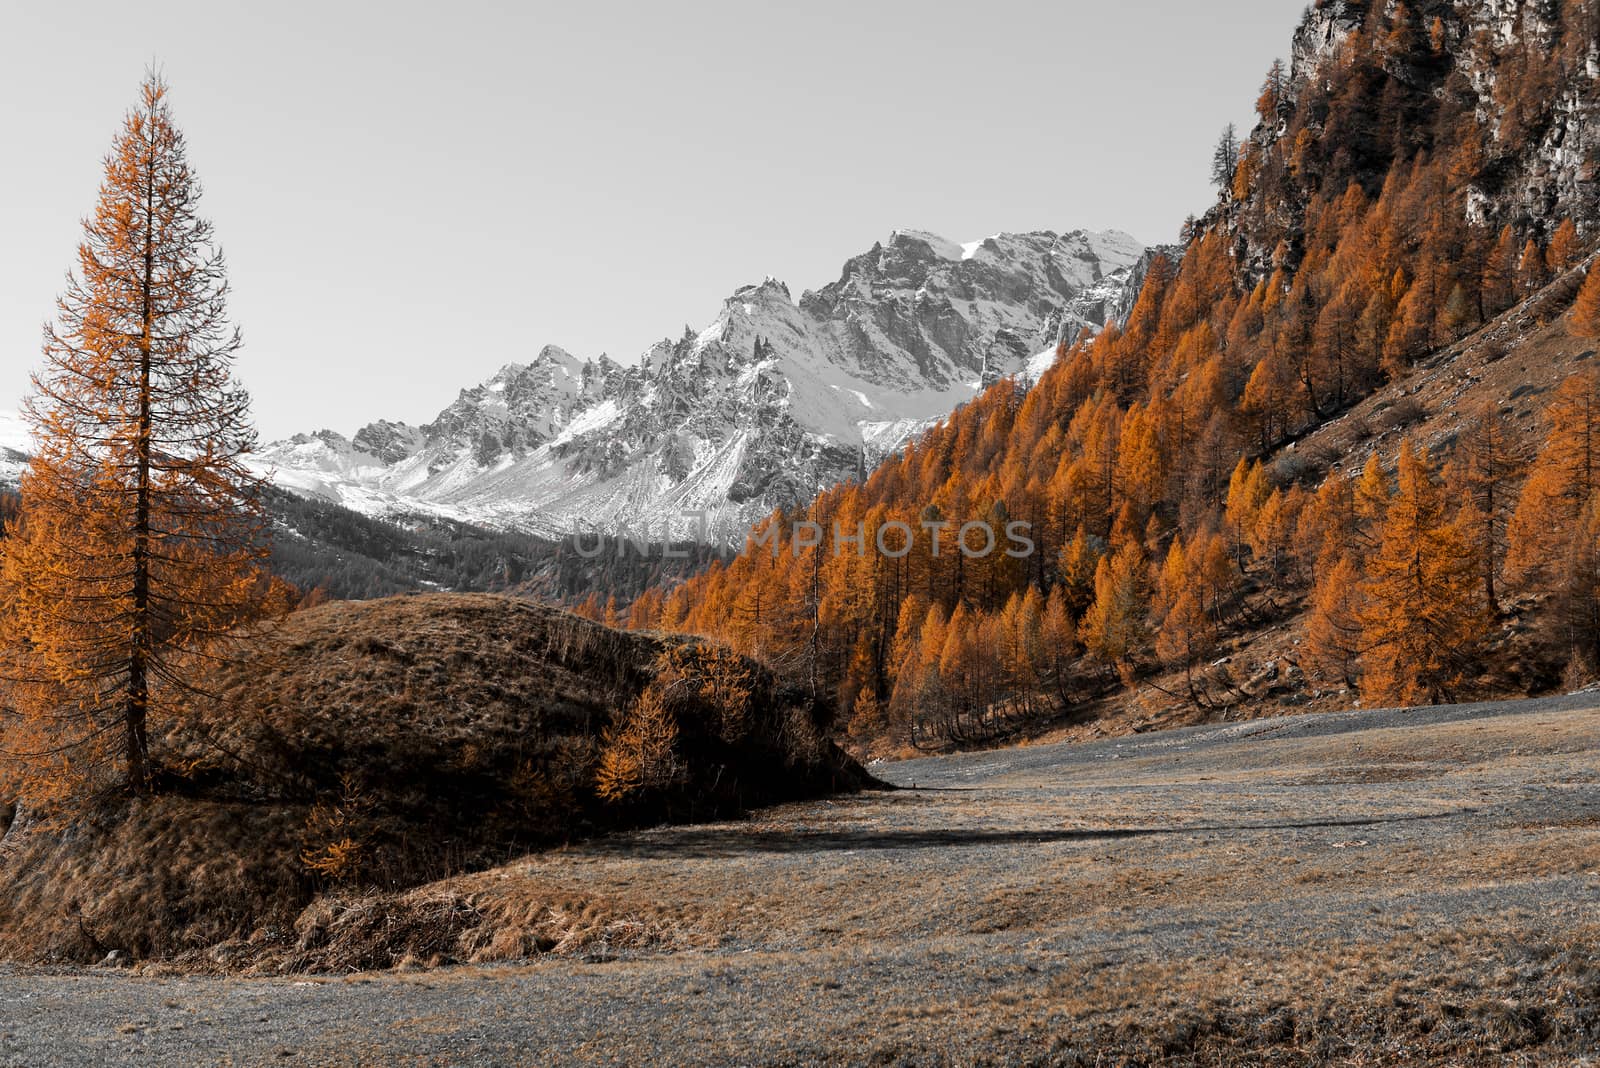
623, 2, 1600, 752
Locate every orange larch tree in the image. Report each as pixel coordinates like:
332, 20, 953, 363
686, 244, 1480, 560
1570, 264, 1600, 339
1546, 219, 1581, 275
1223, 458, 1269, 566
0, 75, 273, 797
1506, 371, 1600, 592
1447, 402, 1529, 614
1080, 543, 1151, 683
1516, 237, 1548, 295
1304, 550, 1365, 689
1505, 465, 1573, 593
1155, 537, 1216, 702
1353, 452, 1391, 542
1293, 471, 1356, 581
1357, 441, 1485, 705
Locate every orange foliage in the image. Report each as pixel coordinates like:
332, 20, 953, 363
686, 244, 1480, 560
1357, 443, 1485, 705
1305, 551, 1364, 688
0, 75, 273, 799
1547, 219, 1581, 275
1570, 265, 1600, 340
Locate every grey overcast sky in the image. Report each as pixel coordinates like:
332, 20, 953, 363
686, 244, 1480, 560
0, 1, 1303, 440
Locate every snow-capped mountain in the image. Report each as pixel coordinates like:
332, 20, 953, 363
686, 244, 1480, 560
258, 227, 1149, 541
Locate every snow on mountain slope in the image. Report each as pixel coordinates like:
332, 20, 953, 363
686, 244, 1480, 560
256, 227, 1151, 541
0, 412, 31, 486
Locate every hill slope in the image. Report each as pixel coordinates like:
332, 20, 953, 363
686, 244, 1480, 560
0, 595, 869, 965
639, 0, 1600, 754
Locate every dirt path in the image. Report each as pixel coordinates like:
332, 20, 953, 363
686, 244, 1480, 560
3, 696, 1598, 1065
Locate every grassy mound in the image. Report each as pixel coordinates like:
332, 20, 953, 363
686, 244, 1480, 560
0, 594, 871, 966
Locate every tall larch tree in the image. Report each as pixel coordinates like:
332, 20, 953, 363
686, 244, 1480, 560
1503, 373, 1600, 662
1080, 543, 1151, 684
1305, 551, 1364, 688
1448, 403, 1528, 614
1294, 472, 1356, 580
0, 74, 272, 797
1505, 464, 1573, 593
1223, 459, 1269, 565
1211, 124, 1240, 193
1516, 237, 1548, 295
1357, 442, 1485, 705
1155, 539, 1214, 702
1039, 585, 1076, 706
1354, 452, 1391, 543
1507, 371, 1600, 592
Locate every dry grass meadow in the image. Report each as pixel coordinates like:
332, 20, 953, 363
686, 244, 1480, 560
2, 694, 1596, 1064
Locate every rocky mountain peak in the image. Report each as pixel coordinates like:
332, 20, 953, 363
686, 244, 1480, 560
257, 224, 1155, 540
413, 345, 606, 468
1287, 0, 1363, 91
885, 229, 967, 263
351, 419, 425, 464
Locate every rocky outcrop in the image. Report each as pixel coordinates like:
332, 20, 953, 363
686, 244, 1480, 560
350, 420, 424, 465
800, 229, 1145, 387
1050, 244, 1181, 350
1214, 0, 1600, 282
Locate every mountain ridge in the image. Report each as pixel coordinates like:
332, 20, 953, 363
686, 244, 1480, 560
256, 226, 1152, 540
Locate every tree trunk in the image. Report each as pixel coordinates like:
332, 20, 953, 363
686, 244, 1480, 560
127, 137, 155, 793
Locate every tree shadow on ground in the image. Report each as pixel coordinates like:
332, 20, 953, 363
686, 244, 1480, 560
582, 809, 1477, 858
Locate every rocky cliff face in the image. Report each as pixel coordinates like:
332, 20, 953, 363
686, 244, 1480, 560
1460, 0, 1600, 229
1050, 245, 1181, 351
798, 229, 1146, 387
420, 346, 613, 467
257, 229, 1149, 540
1217, 0, 1600, 280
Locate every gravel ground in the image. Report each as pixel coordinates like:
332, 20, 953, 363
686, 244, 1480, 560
2, 695, 1598, 1066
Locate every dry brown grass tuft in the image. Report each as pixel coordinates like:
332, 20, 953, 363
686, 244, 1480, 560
270, 881, 690, 974
1008, 924, 1600, 1065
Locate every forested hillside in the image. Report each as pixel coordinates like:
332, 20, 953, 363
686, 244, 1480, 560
631, 0, 1600, 752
